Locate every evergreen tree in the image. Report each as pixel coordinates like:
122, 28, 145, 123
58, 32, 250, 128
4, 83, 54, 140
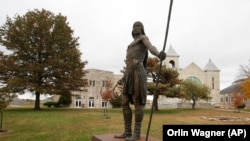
147, 57, 182, 111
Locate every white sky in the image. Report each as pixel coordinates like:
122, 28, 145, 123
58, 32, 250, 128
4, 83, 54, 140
0, 0, 250, 90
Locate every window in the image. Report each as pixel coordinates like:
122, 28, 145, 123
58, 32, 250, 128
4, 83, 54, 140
225, 97, 228, 102
102, 100, 108, 108
89, 97, 95, 108
168, 60, 175, 68
102, 80, 105, 87
212, 77, 215, 89
89, 80, 96, 87
186, 76, 202, 85
75, 96, 81, 108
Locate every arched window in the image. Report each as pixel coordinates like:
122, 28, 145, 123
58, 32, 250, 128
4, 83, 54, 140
168, 60, 175, 68
186, 76, 201, 85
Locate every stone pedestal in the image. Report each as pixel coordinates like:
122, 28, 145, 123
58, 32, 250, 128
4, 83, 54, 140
0, 129, 7, 132
91, 134, 161, 141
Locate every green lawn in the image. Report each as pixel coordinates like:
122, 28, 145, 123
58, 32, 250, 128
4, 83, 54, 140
1, 106, 250, 141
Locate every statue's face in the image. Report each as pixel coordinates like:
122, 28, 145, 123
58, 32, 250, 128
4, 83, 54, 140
133, 22, 143, 35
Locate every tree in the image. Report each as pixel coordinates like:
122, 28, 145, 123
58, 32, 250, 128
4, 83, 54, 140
241, 78, 250, 99
58, 89, 72, 107
233, 92, 245, 112
100, 78, 114, 118
181, 80, 211, 109
0, 84, 15, 132
239, 60, 250, 99
0, 52, 16, 131
0, 9, 88, 110
239, 60, 250, 78
109, 94, 122, 108
147, 57, 182, 111
0, 85, 16, 131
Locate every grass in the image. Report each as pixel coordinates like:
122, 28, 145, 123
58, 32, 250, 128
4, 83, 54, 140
0, 105, 250, 141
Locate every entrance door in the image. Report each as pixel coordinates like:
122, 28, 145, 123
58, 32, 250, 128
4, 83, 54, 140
75, 97, 81, 108
89, 97, 95, 108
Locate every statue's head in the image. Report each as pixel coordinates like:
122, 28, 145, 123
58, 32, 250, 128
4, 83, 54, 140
132, 21, 145, 38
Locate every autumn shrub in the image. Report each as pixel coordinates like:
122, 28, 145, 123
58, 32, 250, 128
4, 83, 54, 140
110, 95, 122, 108
237, 103, 246, 109
43, 102, 59, 108
58, 94, 72, 106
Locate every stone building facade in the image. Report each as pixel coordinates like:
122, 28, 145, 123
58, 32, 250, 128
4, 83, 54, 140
69, 69, 123, 108
158, 46, 220, 107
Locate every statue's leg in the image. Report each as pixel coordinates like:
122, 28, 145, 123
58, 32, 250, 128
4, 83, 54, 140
126, 73, 143, 141
114, 95, 132, 138
126, 103, 143, 141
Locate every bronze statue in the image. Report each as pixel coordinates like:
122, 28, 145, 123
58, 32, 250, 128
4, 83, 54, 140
114, 21, 166, 141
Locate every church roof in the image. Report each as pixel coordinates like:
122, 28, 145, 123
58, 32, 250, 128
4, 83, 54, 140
166, 45, 179, 57
184, 62, 203, 72
220, 83, 241, 94
204, 59, 220, 71
220, 79, 245, 94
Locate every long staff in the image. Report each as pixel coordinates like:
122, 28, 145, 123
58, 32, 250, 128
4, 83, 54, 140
145, 0, 174, 140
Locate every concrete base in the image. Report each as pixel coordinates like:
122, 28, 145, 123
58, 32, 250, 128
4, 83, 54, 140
91, 134, 161, 141
0, 129, 7, 132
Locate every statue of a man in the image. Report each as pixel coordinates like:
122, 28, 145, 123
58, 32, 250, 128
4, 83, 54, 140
114, 21, 166, 141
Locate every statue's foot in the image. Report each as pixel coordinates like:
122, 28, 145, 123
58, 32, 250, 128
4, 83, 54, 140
125, 134, 140, 141
114, 132, 131, 138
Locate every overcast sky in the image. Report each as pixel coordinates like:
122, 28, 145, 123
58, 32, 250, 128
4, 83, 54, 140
0, 0, 250, 90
